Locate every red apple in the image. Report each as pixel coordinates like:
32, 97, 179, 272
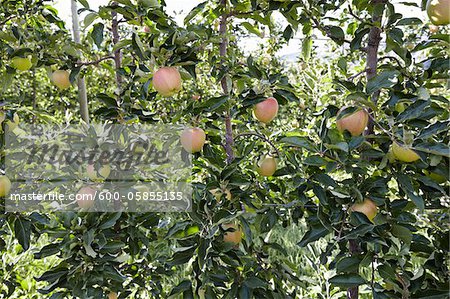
152, 67, 182, 96
180, 127, 206, 153
336, 107, 369, 136
427, 0, 450, 25
253, 97, 279, 124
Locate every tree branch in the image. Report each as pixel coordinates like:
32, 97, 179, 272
347, 69, 368, 81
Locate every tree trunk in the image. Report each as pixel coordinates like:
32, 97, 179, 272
348, 1, 384, 299
219, 0, 234, 164
70, 0, 89, 124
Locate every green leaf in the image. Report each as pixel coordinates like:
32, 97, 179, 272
184, 1, 206, 24
302, 36, 312, 61
170, 280, 191, 296
241, 22, 262, 37
391, 224, 412, 245
414, 142, 450, 158
238, 285, 251, 298
329, 274, 366, 288
283, 25, 293, 40
344, 224, 375, 239
336, 256, 361, 273
34, 243, 61, 259
396, 100, 429, 122
98, 212, 122, 229
91, 23, 104, 48
14, 217, 31, 251
377, 264, 396, 281
312, 184, 328, 205
298, 224, 329, 247
83, 12, 98, 28
78, 0, 90, 8
396, 174, 424, 210
397, 17, 422, 25
132, 33, 147, 60
366, 70, 400, 94
244, 276, 267, 289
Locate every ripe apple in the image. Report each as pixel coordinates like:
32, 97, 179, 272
152, 67, 182, 96
76, 186, 96, 209
192, 94, 201, 101
257, 156, 277, 177
429, 24, 439, 33
392, 142, 420, 163
108, 292, 118, 299
426, 0, 450, 25
253, 97, 279, 124
0, 176, 12, 197
51, 70, 71, 89
180, 127, 206, 153
210, 188, 232, 201
87, 164, 111, 181
222, 223, 242, 245
11, 57, 32, 71
351, 199, 378, 222
336, 107, 369, 136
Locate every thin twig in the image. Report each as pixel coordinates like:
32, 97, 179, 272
367, 112, 395, 140
348, 5, 364, 22
379, 55, 403, 68
347, 69, 368, 81
235, 132, 281, 157
308, 13, 352, 45
0, 15, 14, 27
76, 56, 114, 66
